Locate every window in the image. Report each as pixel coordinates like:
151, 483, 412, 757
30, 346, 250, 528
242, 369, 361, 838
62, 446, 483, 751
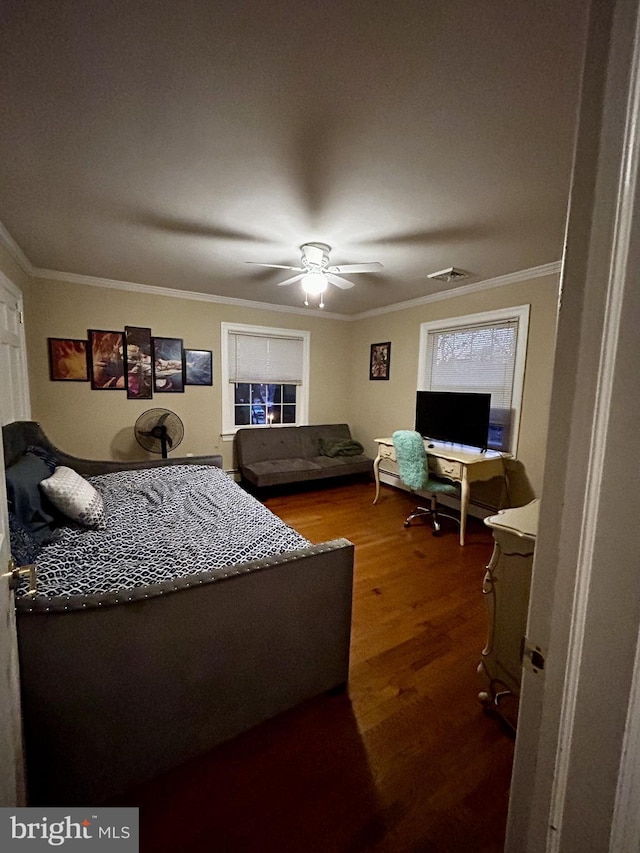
221, 323, 310, 437
233, 383, 298, 426
418, 306, 530, 454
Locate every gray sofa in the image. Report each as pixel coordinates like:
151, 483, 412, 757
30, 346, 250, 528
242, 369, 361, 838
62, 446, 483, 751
4, 421, 354, 805
235, 423, 373, 488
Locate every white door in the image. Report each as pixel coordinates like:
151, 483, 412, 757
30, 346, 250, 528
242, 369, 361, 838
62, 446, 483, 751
0, 272, 30, 806
506, 0, 640, 849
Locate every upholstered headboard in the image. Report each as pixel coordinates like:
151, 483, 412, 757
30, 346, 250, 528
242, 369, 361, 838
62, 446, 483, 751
3, 421, 49, 469
2, 421, 223, 476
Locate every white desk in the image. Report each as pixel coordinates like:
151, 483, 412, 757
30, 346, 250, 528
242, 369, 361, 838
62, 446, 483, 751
373, 437, 505, 546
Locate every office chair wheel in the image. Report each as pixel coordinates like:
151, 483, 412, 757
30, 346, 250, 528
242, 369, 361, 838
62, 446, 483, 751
403, 520, 410, 527
432, 520, 442, 536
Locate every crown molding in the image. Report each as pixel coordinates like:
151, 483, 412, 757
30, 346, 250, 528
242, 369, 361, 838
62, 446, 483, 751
1, 219, 561, 320
32, 267, 348, 320
0, 221, 35, 275
351, 261, 562, 320
33, 260, 562, 321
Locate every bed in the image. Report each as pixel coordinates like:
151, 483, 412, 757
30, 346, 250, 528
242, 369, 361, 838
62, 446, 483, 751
3, 421, 354, 806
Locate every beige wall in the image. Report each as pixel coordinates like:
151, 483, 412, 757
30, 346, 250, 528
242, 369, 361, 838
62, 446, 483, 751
348, 273, 560, 506
4, 254, 559, 504
21, 277, 354, 470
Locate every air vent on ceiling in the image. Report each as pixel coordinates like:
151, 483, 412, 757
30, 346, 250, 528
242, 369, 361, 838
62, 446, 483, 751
427, 267, 470, 283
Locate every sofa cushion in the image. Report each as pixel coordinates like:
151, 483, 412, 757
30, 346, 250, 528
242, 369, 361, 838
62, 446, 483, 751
312, 454, 365, 467
243, 454, 372, 488
236, 430, 304, 464
245, 458, 321, 477
241, 458, 323, 488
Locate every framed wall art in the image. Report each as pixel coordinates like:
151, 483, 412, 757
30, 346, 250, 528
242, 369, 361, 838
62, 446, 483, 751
124, 325, 153, 400
152, 337, 185, 393
184, 349, 213, 386
88, 330, 126, 389
370, 342, 391, 380
48, 338, 89, 381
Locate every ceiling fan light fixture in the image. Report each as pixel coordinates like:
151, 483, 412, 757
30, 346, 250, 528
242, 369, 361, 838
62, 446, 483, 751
247, 243, 381, 303
301, 272, 328, 295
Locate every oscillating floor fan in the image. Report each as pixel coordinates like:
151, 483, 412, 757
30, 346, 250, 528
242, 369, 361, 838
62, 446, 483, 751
134, 408, 184, 458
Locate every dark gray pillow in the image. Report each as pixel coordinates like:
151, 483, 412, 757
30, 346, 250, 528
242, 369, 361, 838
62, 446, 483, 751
5, 452, 56, 543
26, 444, 58, 474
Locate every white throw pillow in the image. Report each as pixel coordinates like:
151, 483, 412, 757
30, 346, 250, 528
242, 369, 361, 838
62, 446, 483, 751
40, 466, 106, 530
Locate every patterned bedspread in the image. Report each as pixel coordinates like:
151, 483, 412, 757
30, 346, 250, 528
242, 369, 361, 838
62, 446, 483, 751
19, 465, 310, 599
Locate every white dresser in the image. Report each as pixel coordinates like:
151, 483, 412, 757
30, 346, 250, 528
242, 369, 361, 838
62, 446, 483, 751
478, 499, 539, 732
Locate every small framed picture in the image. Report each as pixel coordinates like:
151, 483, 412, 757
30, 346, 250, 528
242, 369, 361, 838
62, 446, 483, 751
152, 337, 185, 393
370, 342, 391, 381
184, 349, 213, 386
48, 338, 89, 381
124, 326, 153, 400
88, 330, 126, 389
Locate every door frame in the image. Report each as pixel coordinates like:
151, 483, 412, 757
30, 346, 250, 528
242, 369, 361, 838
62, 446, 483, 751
506, 0, 640, 849
0, 272, 30, 806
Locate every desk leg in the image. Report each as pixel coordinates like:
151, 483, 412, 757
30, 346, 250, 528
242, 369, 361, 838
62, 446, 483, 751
373, 453, 382, 504
459, 476, 469, 546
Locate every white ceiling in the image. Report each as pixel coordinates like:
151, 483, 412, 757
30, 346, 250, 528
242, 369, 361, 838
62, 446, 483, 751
0, 0, 589, 316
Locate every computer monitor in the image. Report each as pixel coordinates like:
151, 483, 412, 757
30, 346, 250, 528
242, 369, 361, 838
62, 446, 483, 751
415, 390, 491, 450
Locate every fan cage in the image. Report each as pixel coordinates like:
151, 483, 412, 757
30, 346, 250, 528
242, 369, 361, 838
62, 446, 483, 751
134, 408, 184, 457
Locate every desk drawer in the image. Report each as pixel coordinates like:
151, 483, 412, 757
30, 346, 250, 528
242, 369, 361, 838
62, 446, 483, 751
429, 457, 462, 480
377, 444, 396, 461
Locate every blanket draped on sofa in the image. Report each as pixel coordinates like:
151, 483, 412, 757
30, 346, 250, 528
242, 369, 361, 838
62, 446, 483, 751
236, 424, 372, 488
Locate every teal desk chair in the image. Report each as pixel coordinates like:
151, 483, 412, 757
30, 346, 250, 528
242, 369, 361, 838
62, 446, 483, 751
392, 430, 461, 536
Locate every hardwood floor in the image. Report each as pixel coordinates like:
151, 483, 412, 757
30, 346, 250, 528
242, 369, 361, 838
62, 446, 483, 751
120, 481, 514, 852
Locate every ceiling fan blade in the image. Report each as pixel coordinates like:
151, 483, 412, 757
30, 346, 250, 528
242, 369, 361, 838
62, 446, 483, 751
246, 262, 304, 271
277, 273, 306, 287
303, 244, 325, 266
326, 273, 355, 290
326, 262, 383, 274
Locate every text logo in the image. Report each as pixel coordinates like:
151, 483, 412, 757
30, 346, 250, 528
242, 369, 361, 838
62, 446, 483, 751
1, 808, 138, 850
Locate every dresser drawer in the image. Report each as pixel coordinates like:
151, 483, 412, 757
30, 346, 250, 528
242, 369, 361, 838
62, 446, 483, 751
429, 457, 462, 480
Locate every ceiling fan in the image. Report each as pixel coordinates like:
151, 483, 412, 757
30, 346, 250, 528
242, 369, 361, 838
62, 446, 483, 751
246, 242, 383, 307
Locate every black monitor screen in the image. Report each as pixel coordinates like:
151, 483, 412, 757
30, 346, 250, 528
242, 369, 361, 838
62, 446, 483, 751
415, 391, 491, 449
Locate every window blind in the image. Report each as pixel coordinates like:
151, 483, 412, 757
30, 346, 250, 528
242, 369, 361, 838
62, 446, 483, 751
425, 319, 519, 412
228, 332, 304, 384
